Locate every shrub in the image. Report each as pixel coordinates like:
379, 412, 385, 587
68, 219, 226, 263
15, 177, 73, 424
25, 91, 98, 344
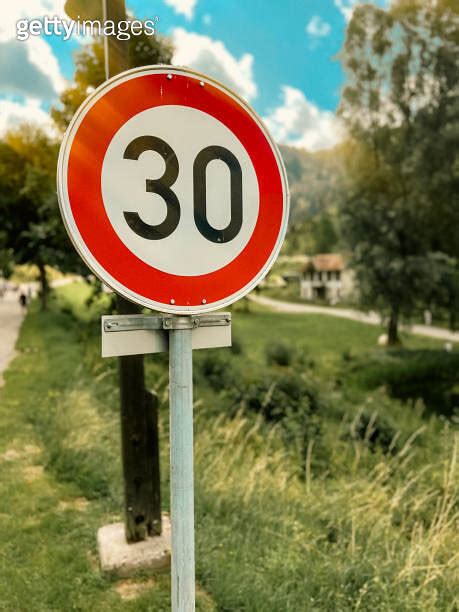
265, 340, 295, 366
344, 410, 397, 453
265, 340, 315, 369
230, 334, 243, 355
195, 350, 236, 392
227, 370, 326, 471
348, 349, 459, 415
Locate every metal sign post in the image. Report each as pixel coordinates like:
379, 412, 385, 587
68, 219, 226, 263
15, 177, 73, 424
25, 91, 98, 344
101, 312, 232, 610
169, 319, 195, 611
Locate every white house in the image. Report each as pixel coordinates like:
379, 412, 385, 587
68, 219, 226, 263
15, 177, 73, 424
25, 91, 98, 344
300, 254, 354, 304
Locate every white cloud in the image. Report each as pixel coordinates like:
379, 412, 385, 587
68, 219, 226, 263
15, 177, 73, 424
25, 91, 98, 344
0, 98, 56, 136
0, 0, 66, 40
0, 2, 67, 136
0, 37, 65, 101
164, 0, 197, 20
0, 0, 66, 102
172, 28, 257, 101
306, 16, 331, 38
263, 86, 342, 152
334, 0, 390, 21
334, 0, 358, 21
28, 36, 65, 94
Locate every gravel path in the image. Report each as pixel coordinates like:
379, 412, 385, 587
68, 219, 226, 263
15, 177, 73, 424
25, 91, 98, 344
250, 295, 459, 343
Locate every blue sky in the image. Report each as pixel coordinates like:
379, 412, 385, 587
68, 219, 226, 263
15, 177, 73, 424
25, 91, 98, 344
0, 0, 388, 150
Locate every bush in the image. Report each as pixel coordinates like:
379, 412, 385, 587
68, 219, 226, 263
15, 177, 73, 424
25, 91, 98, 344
348, 349, 459, 415
230, 334, 243, 355
344, 411, 398, 453
265, 340, 295, 366
195, 350, 236, 391
265, 340, 315, 369
227, 370, 326, 471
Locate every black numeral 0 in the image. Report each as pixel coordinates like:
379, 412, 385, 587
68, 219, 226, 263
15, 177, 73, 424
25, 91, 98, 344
193, 146, 243, 243
123, 138, 243, 243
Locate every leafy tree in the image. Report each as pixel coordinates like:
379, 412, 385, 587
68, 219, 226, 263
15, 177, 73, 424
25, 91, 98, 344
0, 126, 82, 309
338, 0, 459, 342
52, 32, 173, 130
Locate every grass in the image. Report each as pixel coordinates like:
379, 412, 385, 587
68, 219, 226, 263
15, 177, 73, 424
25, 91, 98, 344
0, 281, 457, 610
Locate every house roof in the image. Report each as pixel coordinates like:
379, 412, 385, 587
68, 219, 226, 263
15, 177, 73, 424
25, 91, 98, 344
304, 253, 345, 273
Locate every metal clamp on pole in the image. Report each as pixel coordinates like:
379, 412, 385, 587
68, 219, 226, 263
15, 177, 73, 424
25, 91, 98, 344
103, 312, 231, 333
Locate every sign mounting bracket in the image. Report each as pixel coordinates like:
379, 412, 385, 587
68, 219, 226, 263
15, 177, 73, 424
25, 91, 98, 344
101, 313, 232, 358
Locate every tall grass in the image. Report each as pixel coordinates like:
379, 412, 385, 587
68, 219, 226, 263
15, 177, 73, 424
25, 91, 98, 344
0, 284, 456, 610
192, 410, 458, 611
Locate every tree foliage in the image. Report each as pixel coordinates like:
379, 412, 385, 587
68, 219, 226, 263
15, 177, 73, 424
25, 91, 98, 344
338, 0, 459, 339
280, 145, 344, 255
52, 32, 173, 131
0, 126, 83, 308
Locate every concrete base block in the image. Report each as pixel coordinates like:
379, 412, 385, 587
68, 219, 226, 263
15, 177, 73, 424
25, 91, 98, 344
97, 514, 171, 577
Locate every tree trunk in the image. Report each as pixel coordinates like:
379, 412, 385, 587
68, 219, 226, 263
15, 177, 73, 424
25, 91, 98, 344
387, 306, 400, 346
37, 262, 49, 311
117, 295, 162, 541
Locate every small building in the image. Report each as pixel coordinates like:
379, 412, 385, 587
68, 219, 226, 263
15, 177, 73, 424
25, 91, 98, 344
300, 254, 353, 304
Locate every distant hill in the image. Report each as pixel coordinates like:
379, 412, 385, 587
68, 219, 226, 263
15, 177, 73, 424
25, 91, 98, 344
278, 144, 347, 255
279, 144, 347, 224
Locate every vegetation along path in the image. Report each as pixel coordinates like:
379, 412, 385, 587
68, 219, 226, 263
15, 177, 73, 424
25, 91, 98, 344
0, 290, 25, 385
251, 295, 459, 343
0, 283, 457, 610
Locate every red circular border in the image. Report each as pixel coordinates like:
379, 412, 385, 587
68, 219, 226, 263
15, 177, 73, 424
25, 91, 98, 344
67, 72, 285, 308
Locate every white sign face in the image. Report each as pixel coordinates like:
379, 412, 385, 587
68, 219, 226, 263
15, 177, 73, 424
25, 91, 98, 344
57, 66, 289, 314
101, 105, 259, 276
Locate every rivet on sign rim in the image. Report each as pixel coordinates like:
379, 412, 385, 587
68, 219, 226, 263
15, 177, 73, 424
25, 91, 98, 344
199, 81, 204, 87
167, 74, 173, 80
202, 299, 207, 304
170, 298, 175, 304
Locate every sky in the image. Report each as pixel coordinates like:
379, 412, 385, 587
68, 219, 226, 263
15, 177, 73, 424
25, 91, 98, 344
0, 0, 388, 151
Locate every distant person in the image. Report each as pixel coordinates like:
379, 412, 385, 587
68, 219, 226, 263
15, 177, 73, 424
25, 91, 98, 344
19, 292, 27, 309
423, 309, 432, 326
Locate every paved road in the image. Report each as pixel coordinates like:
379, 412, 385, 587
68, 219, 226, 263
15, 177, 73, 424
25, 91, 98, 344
0, 290, 26, 385
250, 295, 459, 343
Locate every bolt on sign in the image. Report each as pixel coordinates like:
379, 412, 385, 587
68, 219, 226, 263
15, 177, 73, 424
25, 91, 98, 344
57, 66, 289, 313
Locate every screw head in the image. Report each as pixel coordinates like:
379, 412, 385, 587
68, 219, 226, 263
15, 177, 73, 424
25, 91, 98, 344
202, 298, 207, 304
170, 298, 175, 304
167, 74, 172, 80
199, 81, 204, 87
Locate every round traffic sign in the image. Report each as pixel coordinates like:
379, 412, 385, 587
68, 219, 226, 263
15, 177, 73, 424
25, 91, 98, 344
57, 66, 289, 313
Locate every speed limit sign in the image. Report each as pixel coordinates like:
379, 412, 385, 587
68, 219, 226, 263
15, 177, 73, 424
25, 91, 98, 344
57, 65, 289, 313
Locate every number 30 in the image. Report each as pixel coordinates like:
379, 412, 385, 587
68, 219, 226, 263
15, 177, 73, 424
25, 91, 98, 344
123, 136, 243, 243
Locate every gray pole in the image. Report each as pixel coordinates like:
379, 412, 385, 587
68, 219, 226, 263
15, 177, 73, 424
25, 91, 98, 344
169, 320, 195, 612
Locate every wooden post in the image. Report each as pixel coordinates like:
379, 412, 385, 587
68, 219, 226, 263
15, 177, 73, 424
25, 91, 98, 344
117, 303, 161, 539
102, 0, 161, 542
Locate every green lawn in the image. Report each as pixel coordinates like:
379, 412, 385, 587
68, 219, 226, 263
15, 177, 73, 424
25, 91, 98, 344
0, 282, 457, 611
